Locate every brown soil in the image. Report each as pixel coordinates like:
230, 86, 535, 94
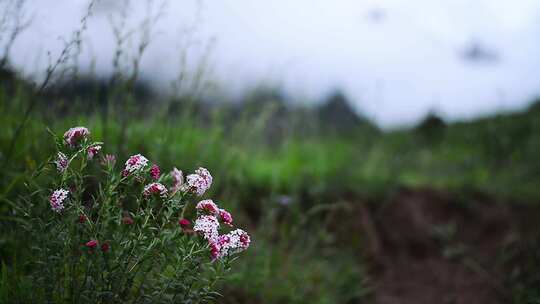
356, 188, 539, 304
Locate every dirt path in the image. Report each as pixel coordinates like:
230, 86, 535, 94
356, 188, 539, 304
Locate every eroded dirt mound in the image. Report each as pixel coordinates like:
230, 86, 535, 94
357, 188, 540, 304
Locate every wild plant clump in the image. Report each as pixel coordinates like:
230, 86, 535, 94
18, 126, 250, 303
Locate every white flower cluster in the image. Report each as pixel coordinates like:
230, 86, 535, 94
54, 152, 68, 173
123, 154, 149, 176
227, 229, 251, 251
51, 127, 251, 263
63, 126, 90, 147
50, 189, 69, 213
193, 199, 247, 260
196, 199, 219, 215
210, 229, 251, 260
196, 200, 234, 226
186, 167, 212, 196
193, 215, 220, 241
87, 145, 102, 160
143, 182, 168, 198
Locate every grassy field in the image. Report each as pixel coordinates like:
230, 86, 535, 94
1, 71, 540, 303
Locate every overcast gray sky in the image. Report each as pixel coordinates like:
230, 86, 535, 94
8, 0, 540, 127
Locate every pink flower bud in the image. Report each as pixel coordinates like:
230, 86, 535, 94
219, 209, 233, 226
209, 241, 221, 260
150, 164, 160, 180
100, 154, 116, 167
85, 240, 98, 249
101, 242, 110, 253
170, 168, 183, 194
178, 218, 191, 229
122, 216, 134, 225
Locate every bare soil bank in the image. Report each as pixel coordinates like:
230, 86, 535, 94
357, 188, 540, 304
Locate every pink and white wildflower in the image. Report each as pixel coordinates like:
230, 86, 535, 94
122, 154, 148, 176
219, 208, 233, 226
193, 215, 219, 241
227, 229, 251, 252
186, 167, 212, 196
87, 145, 101, 160
63, 126, 90, 147
143, 182, 168, 198
209, 241, 222, 260
209, 234, 231, 260
54, 152, 68, 173
209, 230, 250, 260
50, 189, 69, 213
196, 199, 219, 215
150, 164, 160, 180
170, 167, 183, 193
